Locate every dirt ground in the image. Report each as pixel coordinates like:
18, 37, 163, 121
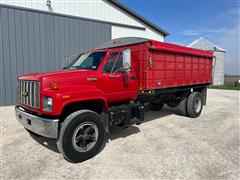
1, 89, 239, 179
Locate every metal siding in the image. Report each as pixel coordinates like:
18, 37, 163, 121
74, 19, 79, 53
69, 18, 75, 55
8, 8, 17, 104
64, 17, 70, 56
53, 16, 61, 69
33, 13, 41, 72
88, 21, 93, 49
21, 11, 30, 73
2, 7, 12, 104
83, 20, 90, 50
45, 14, 54, 71
28, 11, 36, 72
59, 17, 65, 67
0, 7, 6, 105
15, 10, 24, 75
39, 13, 47, 71
45, 14, 51, 71
0, 5, 111, 105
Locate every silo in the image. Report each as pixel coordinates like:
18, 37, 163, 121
188, 37, 226, 85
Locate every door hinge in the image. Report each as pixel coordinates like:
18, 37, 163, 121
149, 57, 153, 69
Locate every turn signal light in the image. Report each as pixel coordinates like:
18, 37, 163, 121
62, 95, 71, 100
50, 82, 58, 90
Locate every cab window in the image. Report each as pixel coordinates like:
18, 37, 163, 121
65, 51, 107, 70
102, 52, 123, 73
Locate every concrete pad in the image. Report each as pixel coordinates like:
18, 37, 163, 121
1, 89, 239, 179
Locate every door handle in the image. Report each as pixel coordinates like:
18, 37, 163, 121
109, 74, 120, 78
87, 78, 98, 81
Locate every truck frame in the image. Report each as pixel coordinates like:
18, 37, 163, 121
15, 37, 213, 162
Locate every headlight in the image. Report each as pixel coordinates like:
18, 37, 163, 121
43, 96, 53, 112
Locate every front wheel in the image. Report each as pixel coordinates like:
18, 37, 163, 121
57, 110, 106, 163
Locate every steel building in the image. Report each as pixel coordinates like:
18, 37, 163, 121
0, 0, 168, 106
188, 37, 226, 85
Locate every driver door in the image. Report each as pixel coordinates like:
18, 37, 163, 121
98, 51, 137, 103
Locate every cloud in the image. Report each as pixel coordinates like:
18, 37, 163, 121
181, 28, 227, 36
182, 31, 201, 36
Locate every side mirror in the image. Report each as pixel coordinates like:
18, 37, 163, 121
123, 49, 131, 71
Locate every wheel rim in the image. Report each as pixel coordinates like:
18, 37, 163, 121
194, 97, 202, 113
72, 122, 99, 152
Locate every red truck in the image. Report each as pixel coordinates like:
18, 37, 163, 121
15, 37, 213, 162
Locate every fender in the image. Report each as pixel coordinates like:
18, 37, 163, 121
55, 86, 108, 116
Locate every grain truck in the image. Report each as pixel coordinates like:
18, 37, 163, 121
15, 37, 213, 162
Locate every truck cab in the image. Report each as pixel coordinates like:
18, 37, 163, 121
15, 45, 144, 162
16, 47, 139, 115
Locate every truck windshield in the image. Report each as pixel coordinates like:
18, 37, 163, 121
65, 51, 107, 70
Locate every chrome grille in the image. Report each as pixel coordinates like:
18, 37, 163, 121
18, 80, 40, 109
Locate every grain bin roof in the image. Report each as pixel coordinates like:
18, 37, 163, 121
188, 37, 226, 52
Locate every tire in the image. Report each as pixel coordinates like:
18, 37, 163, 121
177, 96, 188, 116
57, 110, 106, 163
187, 92, 203, 118
151, 103, 164, 111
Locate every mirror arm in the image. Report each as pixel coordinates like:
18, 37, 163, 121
112, 67, 123, 74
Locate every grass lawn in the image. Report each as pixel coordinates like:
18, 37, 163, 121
209, 84, 240, 91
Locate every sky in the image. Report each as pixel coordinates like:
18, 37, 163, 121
121, 0, 240, 75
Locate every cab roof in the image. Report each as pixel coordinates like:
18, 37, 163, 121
95, 37, 148, 50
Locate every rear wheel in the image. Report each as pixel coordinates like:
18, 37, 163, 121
187, 92, 203, 118
57, 110, 106, 163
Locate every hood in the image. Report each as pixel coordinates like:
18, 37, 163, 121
19, 69, 96, 79
18, 69, 99, 90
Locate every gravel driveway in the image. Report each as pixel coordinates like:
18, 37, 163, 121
1, 89, 239, 179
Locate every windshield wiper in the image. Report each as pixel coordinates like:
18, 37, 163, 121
71, 66, 82, 69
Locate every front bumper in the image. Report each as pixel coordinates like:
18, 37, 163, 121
15, 106, 59, 138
